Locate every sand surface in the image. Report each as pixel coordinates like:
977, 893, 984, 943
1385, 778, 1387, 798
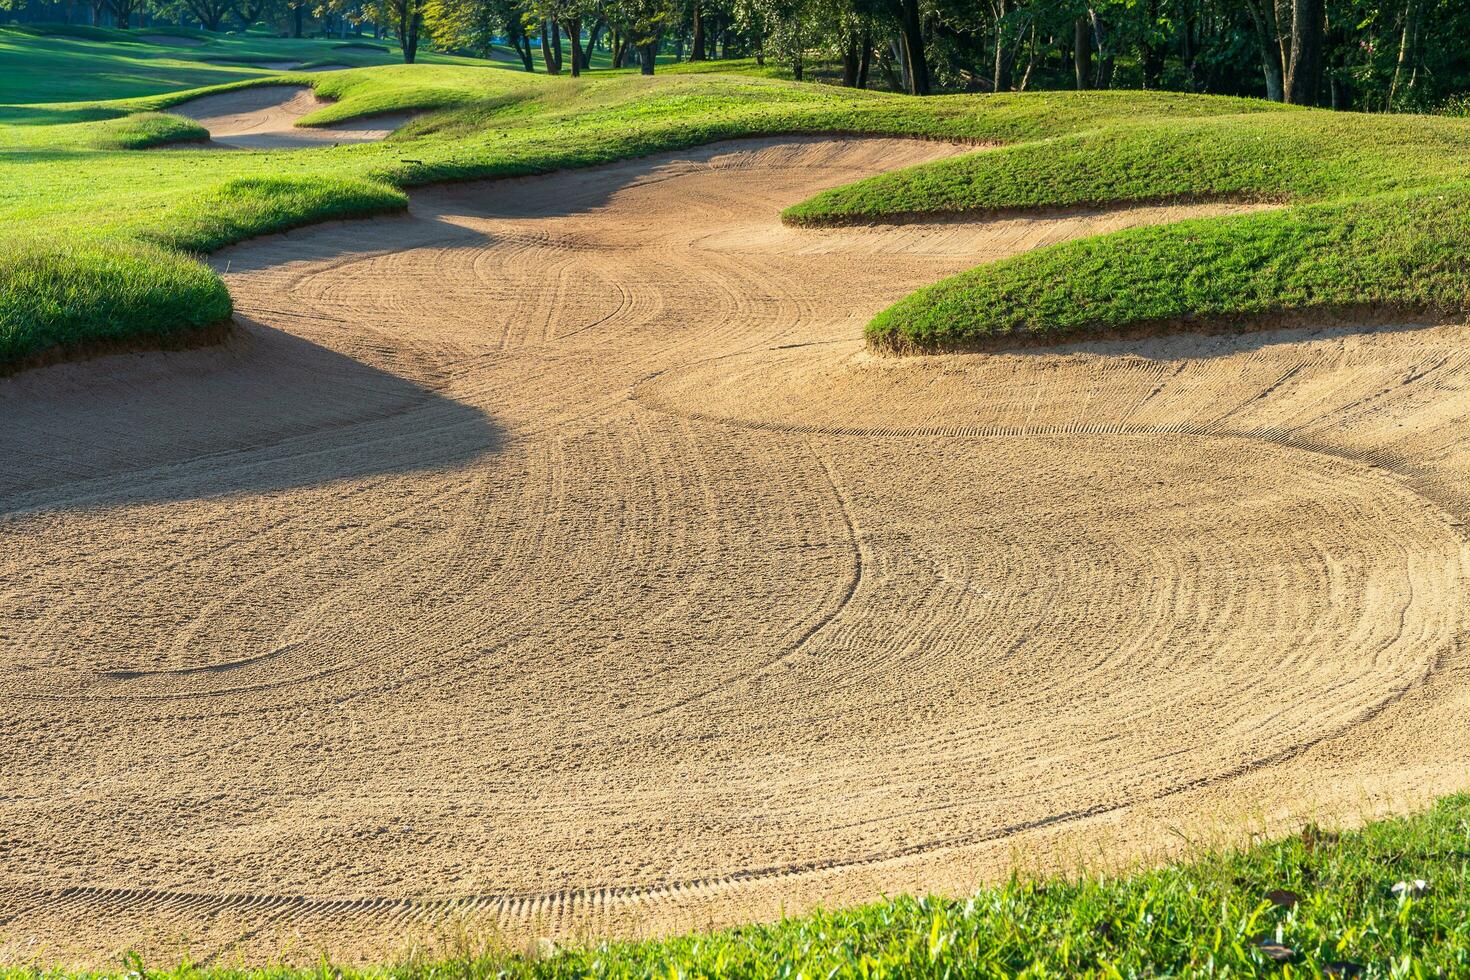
168, 85, 415, 148
4, 137, 1470, 965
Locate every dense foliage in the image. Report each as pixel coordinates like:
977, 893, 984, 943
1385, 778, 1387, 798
3, 0, 1468, 112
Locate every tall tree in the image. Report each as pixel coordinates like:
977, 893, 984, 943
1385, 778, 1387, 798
1284, 0, 1322, 103
106, 0, 142, 26
182, 0, 232, 29
608, 0, 672, 73
387, 0, 426, 61
891, 0, 929, 93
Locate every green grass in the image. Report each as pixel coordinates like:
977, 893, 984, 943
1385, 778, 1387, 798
0, 54, 1307, 365
867, 187, 1470, 352
7, 33, 1470, 363
0, 238, 229, 364
6, 795, 1468, 976
0, 26, 496, 104
775, 99, 1470, 351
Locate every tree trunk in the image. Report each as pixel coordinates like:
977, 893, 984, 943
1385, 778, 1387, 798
1088, 7, 1112, 87
1245, 0, 1284, 100
1016, 24, 1038, 92
640, 40, 657, 74
689, 0, 705, 61
541, 21, 561, 73
566, 16, 582, 76
896, 0, 929, 95
1073, 16, 1090, 89
399, 3, 420, 63
583, 19, 602, 68
856, 31, 871, 89
840, 30, 860, 87
1389, 0, 1419, 106
292, 3, 302, 37
992, 0, 1013, 93
1283, 0, 1322, 104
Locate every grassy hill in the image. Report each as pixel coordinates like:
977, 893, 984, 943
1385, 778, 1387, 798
0, 49, 1291, 365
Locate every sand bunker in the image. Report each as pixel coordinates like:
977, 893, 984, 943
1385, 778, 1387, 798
4, 137, 1470, 964
167, 85, 414, 148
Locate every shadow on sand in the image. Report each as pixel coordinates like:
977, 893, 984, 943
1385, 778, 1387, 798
0, 317, 502, 513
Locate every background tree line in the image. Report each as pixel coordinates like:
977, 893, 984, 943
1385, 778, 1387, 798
5, 0, 1469, 111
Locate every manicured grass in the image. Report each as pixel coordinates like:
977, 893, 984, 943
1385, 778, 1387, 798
6, 34, 1470, 363
1, 58, 1304, 365
0, 238, 229, 364
4, 796, 1467, 976
0, 26, 495, 104
867, 185, 1470, 352
777, 98, 1470, 351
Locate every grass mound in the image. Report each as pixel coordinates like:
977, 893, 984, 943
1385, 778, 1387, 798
868, 186, 1470, 351
779, 104, 1470, 351
0, 239, 230, 365
140, 175, 410, 253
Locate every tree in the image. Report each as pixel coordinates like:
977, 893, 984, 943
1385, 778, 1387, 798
1284, 0, 1323, 103
180, 0, 232, 29
608, 0, 672, 73
891, 0, 929, 93
424, 0, 535, 66
107, 0, 144, 27
375, 0, 427, 61
233, 0, 280, 28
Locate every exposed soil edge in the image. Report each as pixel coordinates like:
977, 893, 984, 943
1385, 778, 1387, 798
0, 319, 234, 379
865, 303, 1456, 356
783, 191, 1288, 228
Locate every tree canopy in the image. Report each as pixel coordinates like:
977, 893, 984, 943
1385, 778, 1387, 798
3, 0, 1466, 111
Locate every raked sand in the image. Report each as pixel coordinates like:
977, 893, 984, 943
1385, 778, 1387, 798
3, 138, 1469, 964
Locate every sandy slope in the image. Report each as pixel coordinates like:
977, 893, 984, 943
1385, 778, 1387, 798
168, 85, 416, 148
3, 137, 1470, 965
